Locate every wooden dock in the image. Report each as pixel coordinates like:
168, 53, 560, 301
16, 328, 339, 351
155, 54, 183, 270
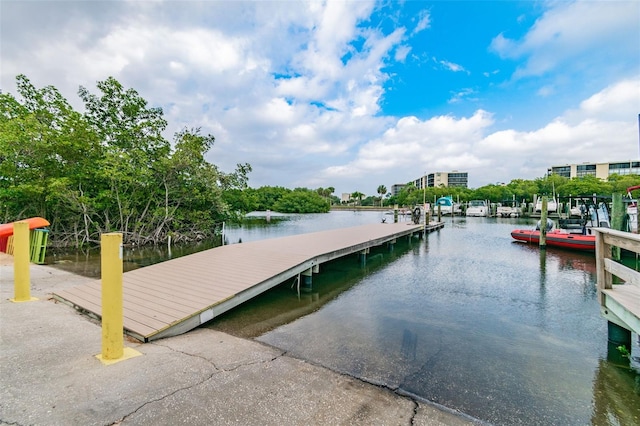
54, 222, 443, 342
594, 228, 640, 339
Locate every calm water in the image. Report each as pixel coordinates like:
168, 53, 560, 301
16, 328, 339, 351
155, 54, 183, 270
47, 211, 640, 425
217, 211, 640, 426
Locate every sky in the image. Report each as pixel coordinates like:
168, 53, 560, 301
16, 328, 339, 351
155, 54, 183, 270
1, 0, 639, 197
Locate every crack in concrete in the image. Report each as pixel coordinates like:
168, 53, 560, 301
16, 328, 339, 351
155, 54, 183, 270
410, 399, 419, 426
0, 419, 25, 426
108, 343, 286, 425
107, 368, 219, 426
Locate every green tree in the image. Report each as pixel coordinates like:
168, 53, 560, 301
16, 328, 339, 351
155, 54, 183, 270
1, 75, 246, 247
0, 75, 102, 244
351, 191, 364, 206
560, 175, 612, 197
273, 188, 330, 213
377, 185, 387, 207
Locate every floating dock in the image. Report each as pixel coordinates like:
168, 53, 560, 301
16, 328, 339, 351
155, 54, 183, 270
54, 222, 444, 342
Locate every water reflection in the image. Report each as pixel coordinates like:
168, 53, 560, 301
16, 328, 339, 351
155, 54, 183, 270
209, 237, 421, 338
591, 357, 640, 425
249, 216, 639, 425
45, 212, 639, 425
45, 238, 220, 278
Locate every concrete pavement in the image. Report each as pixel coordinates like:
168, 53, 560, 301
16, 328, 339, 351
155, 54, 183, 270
0, 253, 477, 425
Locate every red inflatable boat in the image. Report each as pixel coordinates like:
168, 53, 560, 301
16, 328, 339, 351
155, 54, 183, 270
510, 229, 595, 251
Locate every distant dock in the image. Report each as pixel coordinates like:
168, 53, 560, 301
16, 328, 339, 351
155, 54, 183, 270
54, 222, 444, 342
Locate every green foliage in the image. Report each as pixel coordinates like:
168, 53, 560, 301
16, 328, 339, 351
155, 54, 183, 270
377, 184, 387, 207
273, 188, 330, 213
0, 75, 250, 247
350, 191, 364, 205
389, 174, 640, 208
225, 186, 331, 214
617, 345, 631, 359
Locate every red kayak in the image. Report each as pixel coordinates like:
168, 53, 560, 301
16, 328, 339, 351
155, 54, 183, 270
511, 229, 595, 251
0, 217, 50, 238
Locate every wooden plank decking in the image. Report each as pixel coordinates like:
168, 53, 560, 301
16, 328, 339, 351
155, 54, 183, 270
54, 222, 442, 341
594, 228, 640, 336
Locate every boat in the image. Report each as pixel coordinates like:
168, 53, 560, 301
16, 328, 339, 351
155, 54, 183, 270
511, 200, 611, 252
434, 196, 461, 215
534, 196, 558, 213
466, 200, 488, 217
511, 229, 596, 251
497, 197, 522, 217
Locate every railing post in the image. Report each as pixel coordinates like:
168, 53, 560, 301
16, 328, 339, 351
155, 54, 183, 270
595, 229, 609, 305
11, 221, 37, 303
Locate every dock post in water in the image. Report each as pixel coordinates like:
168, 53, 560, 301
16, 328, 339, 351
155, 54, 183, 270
539, 196, 548, 249
11, 221, 37, 303
301, 267, 313, 291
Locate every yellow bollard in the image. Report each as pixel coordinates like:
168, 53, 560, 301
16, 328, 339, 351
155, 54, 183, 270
96, 232, 141, 365
11, 221, 38, 303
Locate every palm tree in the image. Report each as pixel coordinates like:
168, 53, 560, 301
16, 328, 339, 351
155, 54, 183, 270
324, 187, 335, 206
377, 185, 387, 207
351, 191, 364, 206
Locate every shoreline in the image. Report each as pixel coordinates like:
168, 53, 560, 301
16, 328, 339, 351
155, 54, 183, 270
0, 253, 477, 425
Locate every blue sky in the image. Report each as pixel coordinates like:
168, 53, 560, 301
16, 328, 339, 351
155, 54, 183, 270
1, 0, 639, 197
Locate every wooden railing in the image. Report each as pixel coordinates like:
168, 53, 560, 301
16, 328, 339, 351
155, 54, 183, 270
594, 228, 640, 335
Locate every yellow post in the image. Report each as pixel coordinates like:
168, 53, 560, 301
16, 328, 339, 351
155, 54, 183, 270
97, 233, 142, 365
11, 221, 37, 303
101, 233, 123, 360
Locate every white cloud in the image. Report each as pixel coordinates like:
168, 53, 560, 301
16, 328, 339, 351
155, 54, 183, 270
1, 1, 637, 197
321, 110, 494, 184
490, 1, 639, 78
324, 78, 639, 192
412, 10, 431, 35
478, 77, 640, 177
439, 60, 467, 73
394, 45, 411, 62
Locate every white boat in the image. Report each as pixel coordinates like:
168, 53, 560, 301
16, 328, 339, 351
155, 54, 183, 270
535, 196, 558, 213
497, 198, 522, 217
434, 196, 461, 215
466, 200, 488, 217
496, 205, 522, 217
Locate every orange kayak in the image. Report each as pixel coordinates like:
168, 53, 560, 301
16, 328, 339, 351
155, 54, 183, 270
0, 217, 50, 238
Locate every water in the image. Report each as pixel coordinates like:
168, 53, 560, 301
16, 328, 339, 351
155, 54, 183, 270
47, 211, 640, 425
217, 212, 640, 425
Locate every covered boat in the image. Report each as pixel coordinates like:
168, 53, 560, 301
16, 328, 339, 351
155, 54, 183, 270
434, 196, 461, 215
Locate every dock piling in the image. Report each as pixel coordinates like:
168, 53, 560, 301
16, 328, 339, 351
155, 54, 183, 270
539, 197, 548, 249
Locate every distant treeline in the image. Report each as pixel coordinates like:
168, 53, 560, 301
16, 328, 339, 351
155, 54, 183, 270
383, 174, 640, 208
